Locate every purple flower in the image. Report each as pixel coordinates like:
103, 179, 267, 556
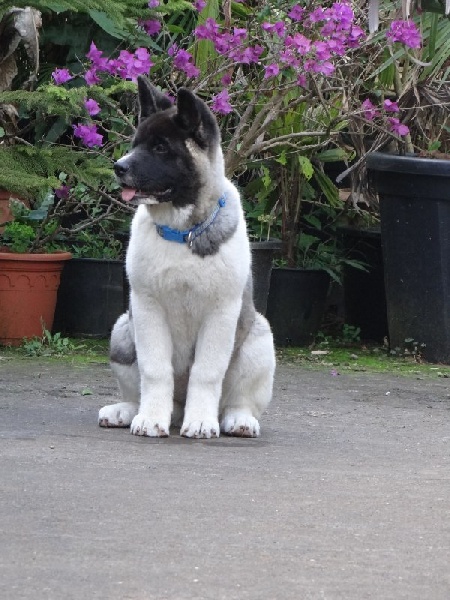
297, 74, 307, 87
173, 48, 192, 69
86, 42, 103, 64
169, 46, 200, 78
148, 0, 159, 7
285, 33, 311, 55
314, 41, 332, 61
388, 118, 410, 136
288, 4, 304, 21
115, 48, 153, 81
140, 19, 161, 36
264, 63, 280, 79
279, 48, 299, 68
86, 42, 110, 74
52, 68, 72, 85
384, 99, 399, 113
233, 27, 247, 42
362, 98, 379, 121
194, 0, 206, 10
73, 123, 103, 147
387, 20, 421, 49
229, 44, 263, 64
55, 185, 70, 199
306, 60, 335, 76
84, 98, 101, 116
84, 68, 100, 86
328, 3, 354, 29
211, 89, 233, 115
261, 21, 286, 37
308, 7, 325, 24
326, 36, 346, 56
195, 18, 220, 42
221, 73, 232, 86
184, 62, 200, 78
348, 26, 366, 47
273, 21, 287, 37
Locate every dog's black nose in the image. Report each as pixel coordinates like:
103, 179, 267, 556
114, 161, 129, 177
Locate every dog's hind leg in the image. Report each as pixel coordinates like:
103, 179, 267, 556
98, 313, 140, 428
220, 313, 275, 437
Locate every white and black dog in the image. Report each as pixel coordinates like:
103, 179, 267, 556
98, 76, 275, 438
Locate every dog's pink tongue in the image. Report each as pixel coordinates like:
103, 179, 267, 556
122, 188, 136, 202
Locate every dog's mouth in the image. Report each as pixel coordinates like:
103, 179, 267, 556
121, 187, 172, 204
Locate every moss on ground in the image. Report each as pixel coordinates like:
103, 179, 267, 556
278, 345, 450, 379
1, 335, 450, 379
0, 336, 110, 364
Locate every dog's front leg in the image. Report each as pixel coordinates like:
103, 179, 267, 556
130, 296, 174, 437
181, 302, 241, 438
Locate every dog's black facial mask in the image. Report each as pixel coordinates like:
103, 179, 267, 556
114, 76, 220, 207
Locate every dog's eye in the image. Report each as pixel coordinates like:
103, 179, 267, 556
153, 142, 168, 154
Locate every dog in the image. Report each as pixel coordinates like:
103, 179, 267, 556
98, 76, 275, 438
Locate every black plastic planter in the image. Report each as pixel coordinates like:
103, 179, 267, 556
53, 258, 127, 337
340, 226, 388, 343
250, 240, 281, 315
367, 152, 450, 363
266, 268, 330, 347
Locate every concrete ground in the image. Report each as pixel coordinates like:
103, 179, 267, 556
0, 356, 449, 600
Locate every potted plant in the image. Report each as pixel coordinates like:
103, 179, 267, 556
345, 0, 450, 362
0, 172, 131, 345
53, 223, 129, 338
0, 194, 72, 345
266, 181, 367, 347
0, 3, 146, 344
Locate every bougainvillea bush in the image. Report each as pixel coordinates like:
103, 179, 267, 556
0, 0, 434, 256
42, 0, 405, 261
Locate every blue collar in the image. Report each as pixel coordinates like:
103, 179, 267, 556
155, 195, 226, 248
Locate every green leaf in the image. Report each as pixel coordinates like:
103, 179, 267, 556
81, 388, 93, 396
88, 10, 126, 39
45, 3, 72, 13
261, 165, 271, 188
275, 150, 287, 166
304, 214, 322, 230
313, 169, 340, 207
316, 148, 348, 163
298, 155, 314, 180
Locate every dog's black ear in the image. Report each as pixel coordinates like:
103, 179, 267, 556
176, 87, 220, 149
176, 88, 202, 133
137, 76, 172, 121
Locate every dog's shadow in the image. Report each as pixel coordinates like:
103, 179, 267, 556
134, 429, 270, 447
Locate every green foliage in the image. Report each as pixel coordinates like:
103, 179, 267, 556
0, 0, 149, 24
1, 193, 65, 253
0, 144, 113, 199
1, 222, 35, 253
70, 230, 123, 259
21, 326, 80, 357
316, 324, 362, 347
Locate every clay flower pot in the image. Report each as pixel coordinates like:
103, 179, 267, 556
0, 251, 72, 346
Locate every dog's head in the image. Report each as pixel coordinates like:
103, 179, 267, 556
114, 76, 221, 207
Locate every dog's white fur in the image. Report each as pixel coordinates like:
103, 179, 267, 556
98, 141, 275, 438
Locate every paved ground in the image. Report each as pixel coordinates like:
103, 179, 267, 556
0, 356, 449, 600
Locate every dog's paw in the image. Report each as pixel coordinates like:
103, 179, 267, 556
181, 419, 220, 439
98, 402, 138, 427
130, 414, 169, 437
221, 412, 260, 438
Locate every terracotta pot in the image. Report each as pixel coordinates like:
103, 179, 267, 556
0, 251, 72, 346
0, 190, 29, 233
